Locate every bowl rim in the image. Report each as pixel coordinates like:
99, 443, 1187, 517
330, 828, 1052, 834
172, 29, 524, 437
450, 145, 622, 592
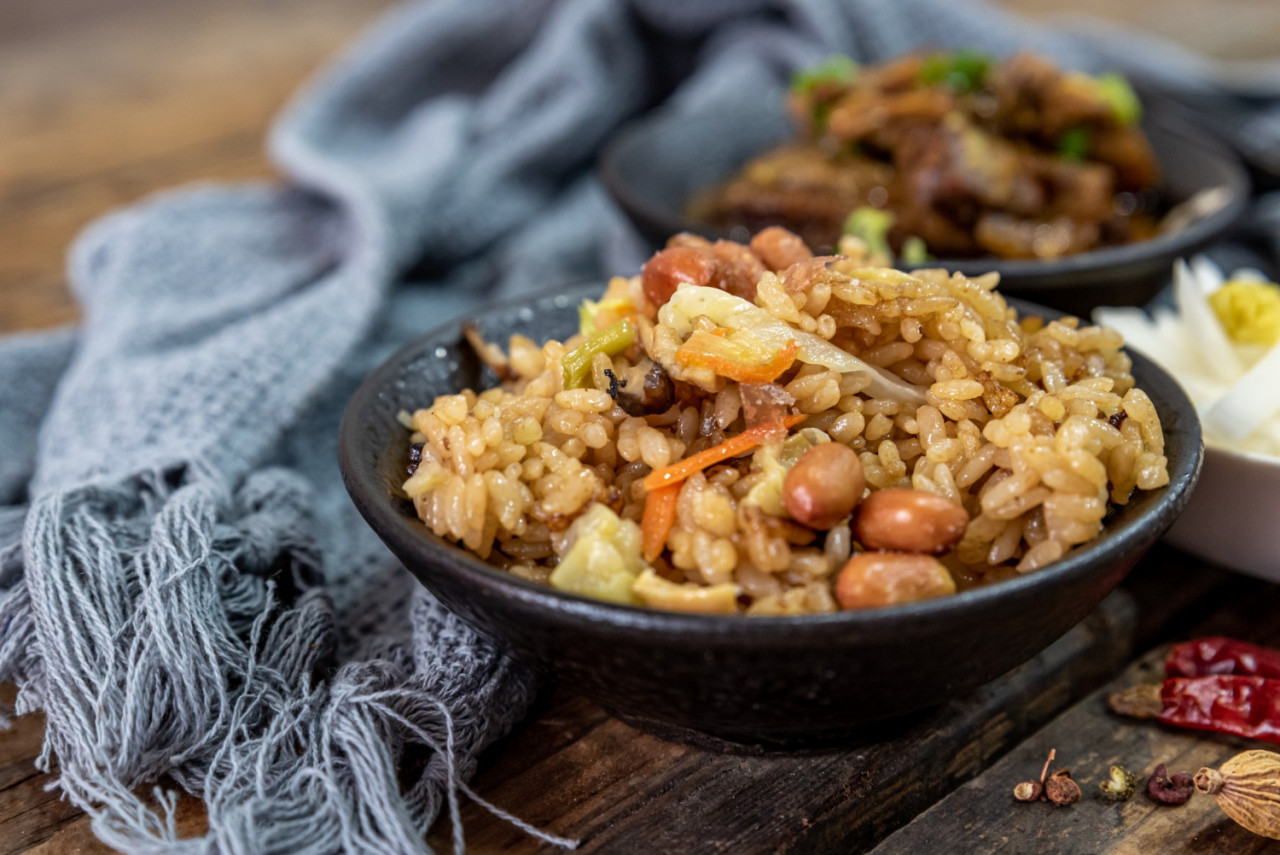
597, 106, 1250, 289
339, 282, 1204, 638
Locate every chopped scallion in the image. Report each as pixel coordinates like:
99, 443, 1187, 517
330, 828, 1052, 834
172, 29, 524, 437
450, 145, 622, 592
790, 55, 859, 95
1095, 72, 1141, 126
562, 318, 635, 390
843, 206, 895, 259
1057, 126, 1092, 161
918, 49, 991, 94
901, 236, 932, 266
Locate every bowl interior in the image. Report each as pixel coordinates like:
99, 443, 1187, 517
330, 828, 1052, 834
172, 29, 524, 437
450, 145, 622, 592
339, 282, 1203, 636
599, 99, 1249, 303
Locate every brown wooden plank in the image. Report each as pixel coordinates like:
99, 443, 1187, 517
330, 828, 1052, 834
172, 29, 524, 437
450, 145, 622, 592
426, 589, 1140, 854
0, 688, 80, 855
1001, 0, 1280, 61
0, 548, 1234, 854
418, 550, 1232, 854
0, 0, 393, 335
871, 577, 1280, 855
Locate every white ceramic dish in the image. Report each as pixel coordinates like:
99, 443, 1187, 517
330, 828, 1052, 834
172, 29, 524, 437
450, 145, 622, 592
1164, 445, 1280, 582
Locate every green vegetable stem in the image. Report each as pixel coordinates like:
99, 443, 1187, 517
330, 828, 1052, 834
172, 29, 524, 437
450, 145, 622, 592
1057, 126, 1092, 161
843, 206, 894, 259
790, 55, 859, 95
562, 317, 635, 390
1095, 73, 1141, 126
918, 49, 991, 94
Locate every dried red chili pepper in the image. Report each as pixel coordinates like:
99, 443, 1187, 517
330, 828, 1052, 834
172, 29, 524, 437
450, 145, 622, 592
1166, 637, 1280, 680
1109, 675, 1280, 745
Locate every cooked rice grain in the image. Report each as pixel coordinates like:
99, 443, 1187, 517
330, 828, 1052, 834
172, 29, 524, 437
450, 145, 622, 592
402, 248, 1168, 615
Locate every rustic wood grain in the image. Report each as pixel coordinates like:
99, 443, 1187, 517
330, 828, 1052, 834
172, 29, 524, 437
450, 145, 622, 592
872, 578, 1280, 854
422, 591, 1138, 854
0, 0, 393, 334
418, 549, 1233, 854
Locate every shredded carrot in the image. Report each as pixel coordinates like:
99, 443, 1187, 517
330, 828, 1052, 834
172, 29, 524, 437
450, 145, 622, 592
640, 484, 680, 562
676, 339, 798, 385
641, 414, 807, 492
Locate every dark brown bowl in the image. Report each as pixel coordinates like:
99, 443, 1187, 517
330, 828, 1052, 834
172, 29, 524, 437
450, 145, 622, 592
338, 283, 1202, 749
599, 98, 1249, 317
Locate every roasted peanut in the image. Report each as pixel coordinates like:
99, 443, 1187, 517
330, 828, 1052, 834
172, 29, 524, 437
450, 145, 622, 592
835, 552, 956, 609
853, 487, 969, 554
783, 443, 864, 530
750, 226, 812, 271
709, 239, 767, 301
641, 246, 715, 307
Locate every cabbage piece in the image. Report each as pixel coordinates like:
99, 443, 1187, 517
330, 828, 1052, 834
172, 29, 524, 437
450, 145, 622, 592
660, 285, 927, 405
549, 504, 646, 605
578, 296, 635, 337
631, 569, 739, 614
742, 428, 832, 516
741, 447, 789, 516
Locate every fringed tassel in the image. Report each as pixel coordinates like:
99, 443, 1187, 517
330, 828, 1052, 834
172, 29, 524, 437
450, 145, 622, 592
2, 467, 574, 853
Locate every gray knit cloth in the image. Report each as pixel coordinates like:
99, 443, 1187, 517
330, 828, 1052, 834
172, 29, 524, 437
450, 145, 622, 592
1, 1, 1277, 852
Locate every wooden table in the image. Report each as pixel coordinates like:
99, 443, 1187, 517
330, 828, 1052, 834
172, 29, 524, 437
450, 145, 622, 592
4, 2, 1280, 853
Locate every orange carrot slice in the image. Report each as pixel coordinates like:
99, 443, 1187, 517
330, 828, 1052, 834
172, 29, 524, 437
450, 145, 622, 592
640, 483, 680, 563
675, 337, 798, 385
640, 414, 807, 493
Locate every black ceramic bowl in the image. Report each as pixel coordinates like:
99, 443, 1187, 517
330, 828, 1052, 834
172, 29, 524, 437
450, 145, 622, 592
599, 98, 1249, 317
338, 283, 1202, 749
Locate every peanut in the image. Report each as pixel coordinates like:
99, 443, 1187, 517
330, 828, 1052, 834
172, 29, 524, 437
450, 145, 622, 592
835, 552, 956, 609
853, 487, 969, 554
783, 443, 865, 530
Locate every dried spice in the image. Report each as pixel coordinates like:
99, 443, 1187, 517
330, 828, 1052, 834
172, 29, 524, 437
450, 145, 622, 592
1013, 780, 1042, 802
1045, 769, 1082, 806
1108, 676, 1280, 745
1166, 637, 1280, 680
1195, 750, 1280, 840
1112, 638, 1280, 745
1146, 763, 1195, 806
1012, 750, 1078, 806
1099, 765, 1137, 802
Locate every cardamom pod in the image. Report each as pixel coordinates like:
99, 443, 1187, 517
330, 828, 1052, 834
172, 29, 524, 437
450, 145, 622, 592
1195, 750, 1280, 840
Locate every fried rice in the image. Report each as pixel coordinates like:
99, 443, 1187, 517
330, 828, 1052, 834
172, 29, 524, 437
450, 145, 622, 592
399, 228, 1169, 615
